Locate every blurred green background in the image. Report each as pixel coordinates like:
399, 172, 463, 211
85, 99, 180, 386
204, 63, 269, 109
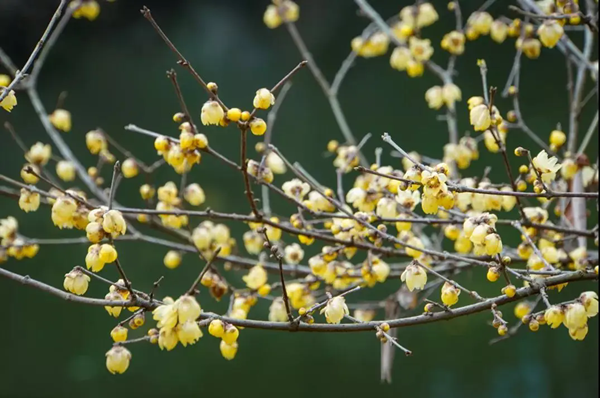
0, 1, 598, 397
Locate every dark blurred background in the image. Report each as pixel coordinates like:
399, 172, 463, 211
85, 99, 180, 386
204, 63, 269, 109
0, 1, 598, 397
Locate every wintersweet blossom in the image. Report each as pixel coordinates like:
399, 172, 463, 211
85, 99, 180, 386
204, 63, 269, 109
321, 296, 349, 324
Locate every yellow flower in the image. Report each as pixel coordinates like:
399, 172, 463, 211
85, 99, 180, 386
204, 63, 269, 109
153, 303, 178, 330
283, 243, 304, 265
560, 158, 578, 180
484, 233, 503, 255
549, 130, 567, 148
351, 32, 389, 58
564, 303, 587, 329
63, 269, 90, 295
99, 243, 117, 263
104, 291, 124, 317
425, 86, 444, 109
222, 324, 239, 345
440, 30, 466, 55
18, 189, 40, 213
158, 327, 179, 351
26, 142, 52, 166
220, 340, 238, 360
442, 83, 461, 106
538, 20, 563, 48
470, 104, 491, 131
102, 210, 127, 237
243, 264, 268, 290
253, 88, 275, 110
519, 38, 542, 59
263, 4, 283, 28
110, 325, 128, 342
282, 178, 310, 200
73, 0, 100, 21
441, 281, 460, 306
120, 158, 138, 178
49, 109, 72, 132
201, 101, 224, 125
409, 37, 434, 62
400, 263, 427, 291
51, 196, 78, 229
544, 306, 564, 329
372, 258, 390, 283
389, 47, 412, 71
490, 20, 508, 43
105, 346, 131, 375
0, 89, 17, 112
184, 183, 206, 206
176, 295, 202, 323
321, 296, 349, 324
532, 150, 562, 183
176, 321, 203, 346
243, 230, 264, 255
580, 291, 598, 317
569, 325, 588, 341
354, 309, 376, 323
265, 152, 286, 174
400, 3, 438, 28
55, 160, 76, 182
376, 197, 398, 219
268, 298, 288, 322
467, 11, 493, 35
86, 130, 107, 154
247, 159, 274, 183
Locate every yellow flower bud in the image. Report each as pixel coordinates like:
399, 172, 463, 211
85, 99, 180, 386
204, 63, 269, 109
470, 104, 492, 131
321, 296, 349, 324
110, 325, 128, 342
56, 160, 76, 182
163, 250, 182, 269
121, 158, 139, 178
0, 74, 10, 87
227, 107, 242, 122
441, 281, 460, 307
86, 130, 107, 154
514, 302, 531, 320
222, 324, 239, 345
201, 100, 224, 126
537, 20, 563, 48
487, 267, 500, 282
21, 163, 40, 184
208, 319, 225, 338
63, 268, 91, 295
183, 183, 206, 206
26, 142, 52, 166
105, 346, 131, 375
48, 109, 72, 132
502, 284, 516, 298
102, 210, 127, 237
249, 118, 267, 136
490, 20, 508, 43
253, 88, 275, 110
400, 263, 427, 291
